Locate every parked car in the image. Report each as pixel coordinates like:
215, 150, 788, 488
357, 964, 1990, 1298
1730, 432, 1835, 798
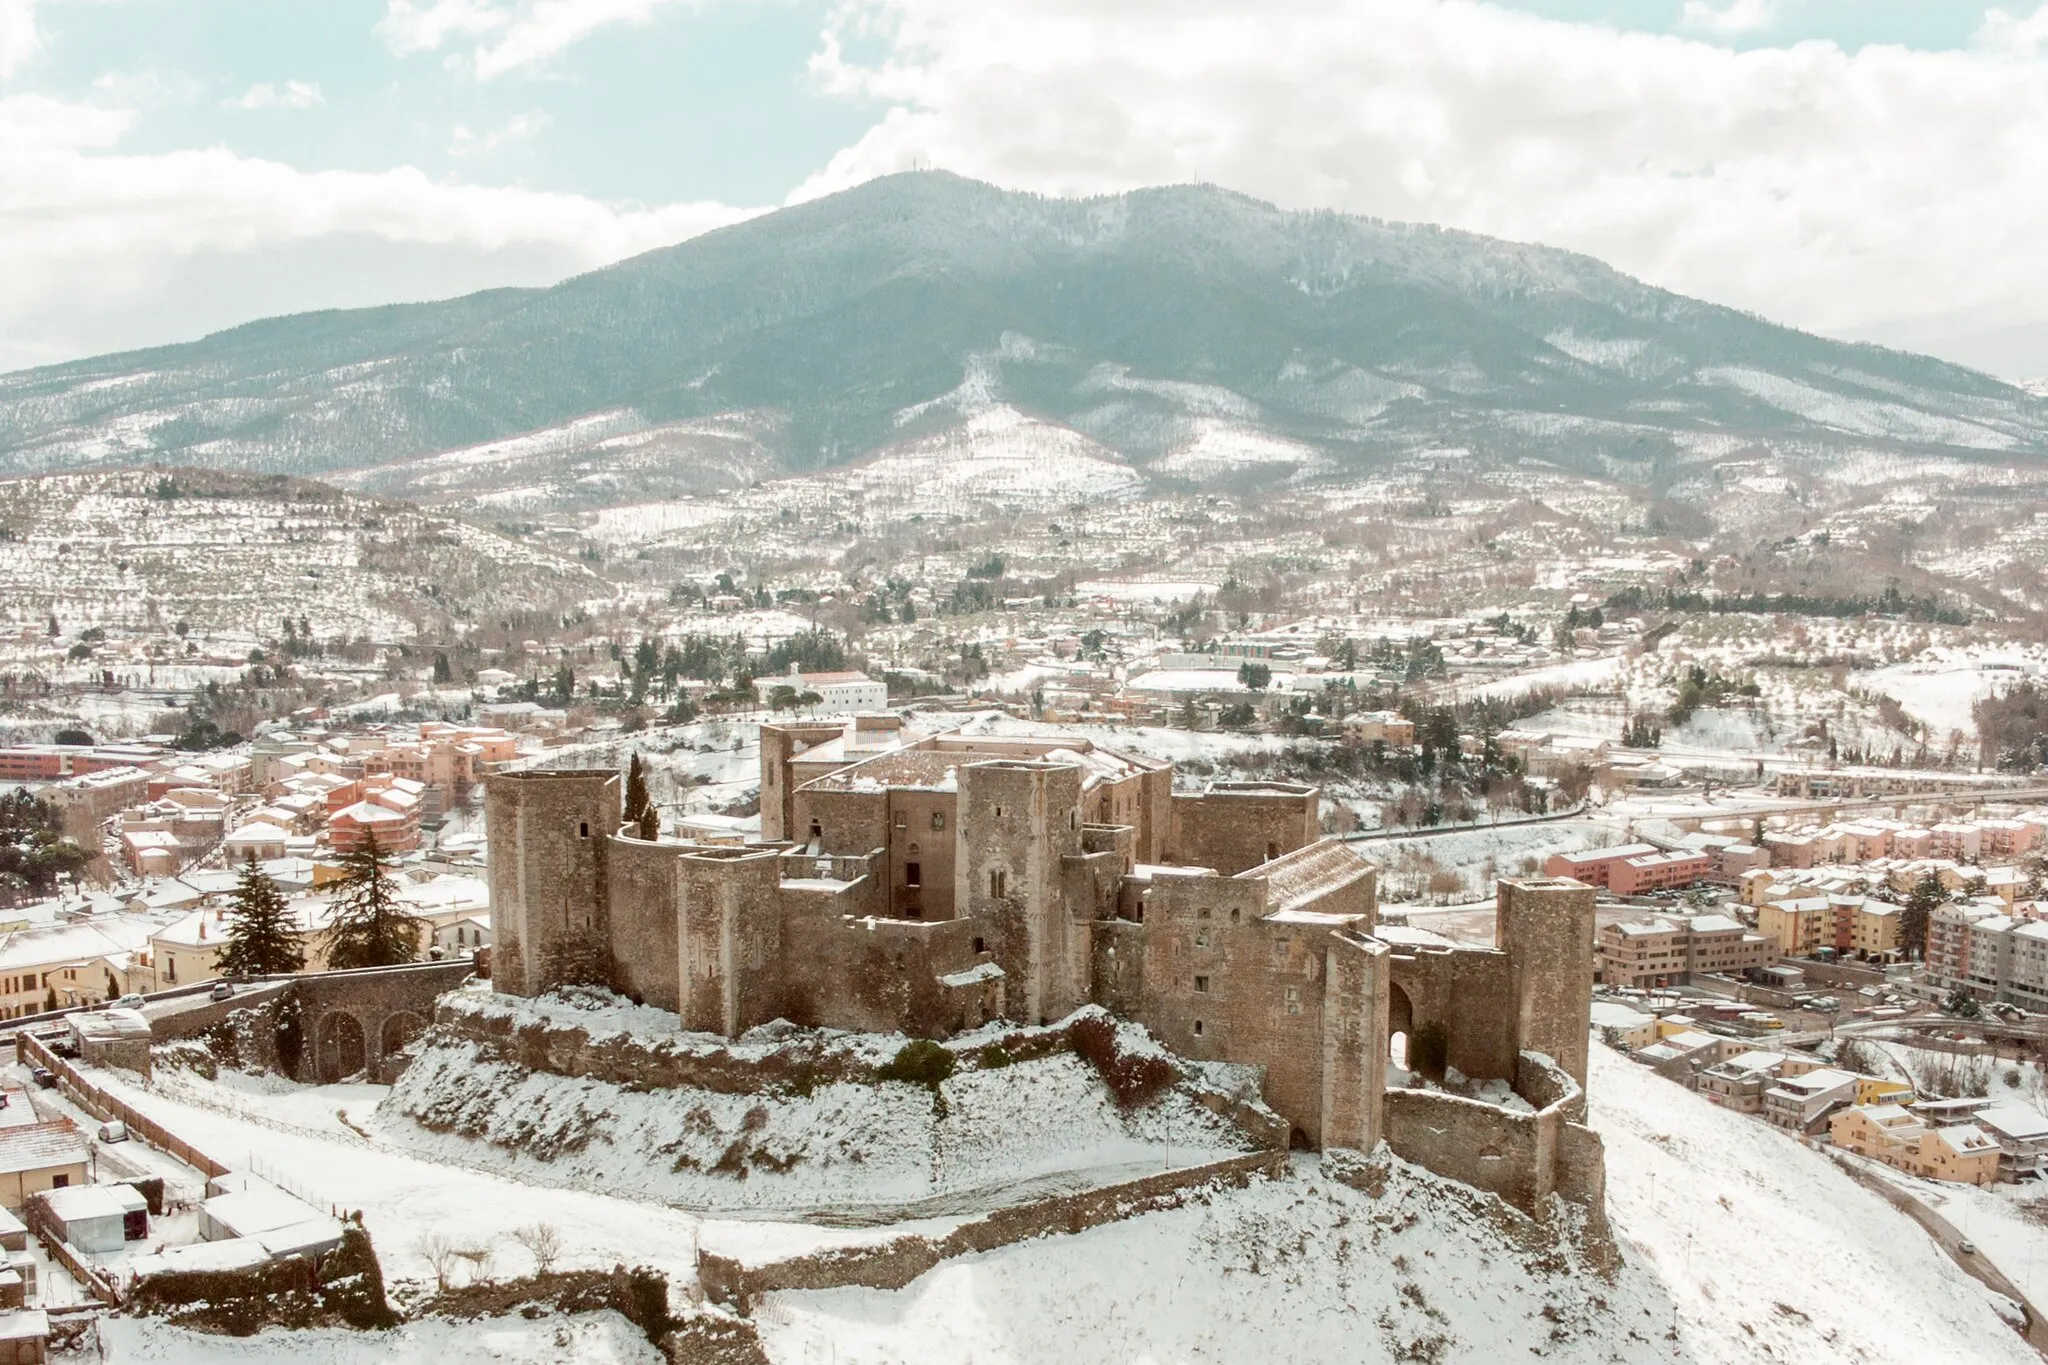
29, 1068, 54, 1089
1960, 1241, 1978, 1255
209, 982, 236, 1002
112, 994, 145, 1011
97, 1121, 128, 1144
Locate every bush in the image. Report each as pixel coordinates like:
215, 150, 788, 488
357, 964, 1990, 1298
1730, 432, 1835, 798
876, 1038, 956, 1090
624, 1267, 674, 1343
976, 1043, 1015, 1070
1068, 1013, 1179, 1108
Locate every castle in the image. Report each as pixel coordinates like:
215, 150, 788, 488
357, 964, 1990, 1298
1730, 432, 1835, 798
486, 714, 1605, 1215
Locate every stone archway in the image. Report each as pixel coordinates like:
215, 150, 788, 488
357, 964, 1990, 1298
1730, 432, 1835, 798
316, 1011, 367, 1083
1388, 982, 1415, 1077
379, 1010, 426, 1061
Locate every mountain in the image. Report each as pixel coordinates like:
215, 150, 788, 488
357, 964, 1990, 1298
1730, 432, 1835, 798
2, 172, 2043, 509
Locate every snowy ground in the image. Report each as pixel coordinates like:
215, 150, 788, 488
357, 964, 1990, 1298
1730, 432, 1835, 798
96, 1312, 663, 1364
1589, 1044, 2034, 1365
66, 1062, 710, 1290
751, 1153, 1664, 1365
1370, 817, 1620, 904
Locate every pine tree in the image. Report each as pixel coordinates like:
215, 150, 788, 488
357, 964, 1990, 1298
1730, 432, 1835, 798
323, 831, 422, 969
218, 855, 304, 978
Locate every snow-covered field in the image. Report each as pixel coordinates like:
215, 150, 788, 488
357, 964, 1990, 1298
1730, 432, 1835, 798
97, 1312, 662, 1364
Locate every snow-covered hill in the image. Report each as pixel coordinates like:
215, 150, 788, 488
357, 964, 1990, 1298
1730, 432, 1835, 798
1, 173, 2041, 510
0, 467, 605, 639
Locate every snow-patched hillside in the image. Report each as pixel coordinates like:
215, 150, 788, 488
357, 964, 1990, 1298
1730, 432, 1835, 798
383, 1029, 1250, 1214
0, 467, 605, 636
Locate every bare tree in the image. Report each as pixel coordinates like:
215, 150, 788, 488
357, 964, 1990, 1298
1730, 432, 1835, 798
512, 1222, 564, 1277
452, 1243, 496, 1285
416, 1231, 458, 1292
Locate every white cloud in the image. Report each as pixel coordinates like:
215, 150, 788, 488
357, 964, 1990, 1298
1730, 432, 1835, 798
0, 91, 757, 369
1679, 0, 1776, 35
377, 0, 689, 80
223, 80, 325, 111
0, 0, 38, 79
796, 0, 2048, 375
1979, 4, 2048, 55
449, 109, 549, 155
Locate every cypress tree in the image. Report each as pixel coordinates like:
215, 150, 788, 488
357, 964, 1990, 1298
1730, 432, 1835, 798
218, 854, 304, 978
622, 754, 651, 830
323, 830, 422, 969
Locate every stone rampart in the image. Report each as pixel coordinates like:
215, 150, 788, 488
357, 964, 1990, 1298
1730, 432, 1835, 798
1380, 1051, 1604, 1223
697, 1148, 1286, 1309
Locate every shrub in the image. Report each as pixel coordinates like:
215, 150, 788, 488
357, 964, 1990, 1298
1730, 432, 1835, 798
1069, 1013, 1179, 1108
976, 1043, 1015, 1070
876, 1039, 956, 1090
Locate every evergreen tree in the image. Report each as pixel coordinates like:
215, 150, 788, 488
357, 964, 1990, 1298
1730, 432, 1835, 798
1901, 870, 1947, 960
622, 754, 651, 829
218, 855, 304, 978
635, 804, 660, 841
323, 831, 422, 969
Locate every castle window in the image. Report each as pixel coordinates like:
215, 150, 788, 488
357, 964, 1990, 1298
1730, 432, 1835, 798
1230, 908, 1241, 925
894, 813, 906, 830
973, 936, 987, 954
994, 805, 1004, 818
990, 870, 1006, 899
1194, 930, 1209, 948
1266, 841, 1279, 861
931, 811, 946, 831
579, 822, 590, 839
1193, 1019, 1204, 1036
1197, 907, 1211, 921
809, 819, 822, 841
1070, 810, 1079, 831
906, 862, 922, 888
1193, 975, 1210, 993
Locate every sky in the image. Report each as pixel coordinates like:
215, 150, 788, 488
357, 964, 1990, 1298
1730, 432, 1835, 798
3, 0, 2047, 378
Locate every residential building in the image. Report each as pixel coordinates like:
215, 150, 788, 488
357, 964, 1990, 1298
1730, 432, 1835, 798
1597, 915, 1770, 987
0, 1122, 88, 1209
1544, 844, 1660, 890
1975, 1102, 2048, 1182
1609, 851, 1713, 896
1341, 712, 1416, 748
1830, 1105, 2000, 1186
1758, 898, 1830, 956
1696, 1051, 1787, 1113
1763, 1067, 1857, 1132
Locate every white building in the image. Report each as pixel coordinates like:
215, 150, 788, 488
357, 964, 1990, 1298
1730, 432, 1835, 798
752, 667, 888, 714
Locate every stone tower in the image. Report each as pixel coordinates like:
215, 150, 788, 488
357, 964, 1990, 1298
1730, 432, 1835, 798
1495, 876, 1597, 1085
956, 759, 1086, 1025
485, 769, 621, 996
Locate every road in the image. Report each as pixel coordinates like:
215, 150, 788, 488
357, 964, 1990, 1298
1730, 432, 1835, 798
1829, 1149, 2048, 1355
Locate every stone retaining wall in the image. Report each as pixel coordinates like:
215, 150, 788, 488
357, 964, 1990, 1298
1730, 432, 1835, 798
698, 1149, 1286, 1309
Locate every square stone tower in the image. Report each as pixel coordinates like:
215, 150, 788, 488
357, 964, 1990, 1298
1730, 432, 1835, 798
1495, 877, 1597, 1085
485, 769, 621, 996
